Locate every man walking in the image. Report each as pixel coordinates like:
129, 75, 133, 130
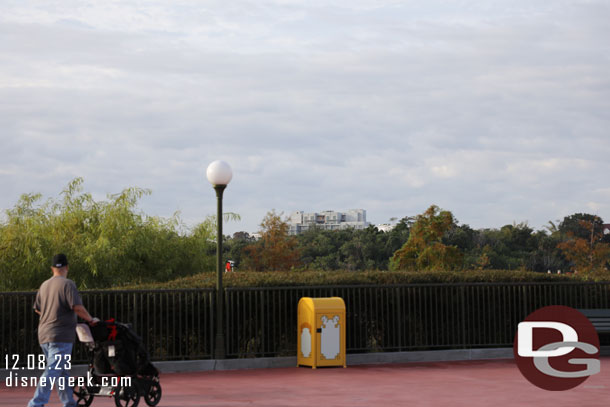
28, 254, 98, 407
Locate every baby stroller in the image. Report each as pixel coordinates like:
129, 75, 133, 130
74, 319, 162, 407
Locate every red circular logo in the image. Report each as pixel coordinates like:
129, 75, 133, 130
513, 305, 600, 391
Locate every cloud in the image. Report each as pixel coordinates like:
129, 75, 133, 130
0, 1, 609, 234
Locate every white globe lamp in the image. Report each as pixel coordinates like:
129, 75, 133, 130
206, 160, 233, 186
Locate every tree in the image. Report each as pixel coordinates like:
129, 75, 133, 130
384, 216, 412, 257
242, 210, 301, 271
557, 215, 610, 274
443, 224, 476, 252
296, 227, 348, 270
389, 205, 463, 271
558, 213, 605, 240
225, 231, 256, 268
463, 223, 539, 271
339, 226, 388, 271
524, 230, 569, 273
0, 178, 218, 290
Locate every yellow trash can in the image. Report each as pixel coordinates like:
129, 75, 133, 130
297, 297, 346, 369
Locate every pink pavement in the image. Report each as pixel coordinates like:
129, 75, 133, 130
2, 358, 608, 407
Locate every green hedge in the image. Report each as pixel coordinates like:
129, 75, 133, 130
116, 269, 609, 290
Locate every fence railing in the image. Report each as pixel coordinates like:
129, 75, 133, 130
1, 282, 609, 364
1, 289, 216, 363
225, 282, 610, 357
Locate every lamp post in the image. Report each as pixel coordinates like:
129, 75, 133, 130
206, 160, 233, 359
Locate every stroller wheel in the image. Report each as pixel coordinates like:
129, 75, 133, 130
74, 385, 94, 407
114, 383, 140, 407
144, 381, 162, 406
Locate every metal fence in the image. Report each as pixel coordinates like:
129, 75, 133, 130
1, 282, 609, 363
1, 289, 215, 363
225, 282, 610, 357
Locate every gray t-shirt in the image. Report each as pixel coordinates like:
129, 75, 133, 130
34, 276, 83, 344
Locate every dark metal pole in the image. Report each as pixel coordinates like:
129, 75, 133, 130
214, 184, 226, 359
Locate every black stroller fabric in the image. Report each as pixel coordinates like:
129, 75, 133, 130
90, 319, 158, 376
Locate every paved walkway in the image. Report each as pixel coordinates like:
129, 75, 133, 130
1, 358, 608, 406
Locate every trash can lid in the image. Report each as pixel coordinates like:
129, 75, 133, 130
299, 297, 345, 311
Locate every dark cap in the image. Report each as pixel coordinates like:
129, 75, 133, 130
52, 254, 69, 268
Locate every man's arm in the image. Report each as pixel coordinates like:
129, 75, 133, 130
73, 304, 94, 323
69, 282, 98, 325
33, 290, 41, 316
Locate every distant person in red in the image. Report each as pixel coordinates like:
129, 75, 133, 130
225, 261, 232, 273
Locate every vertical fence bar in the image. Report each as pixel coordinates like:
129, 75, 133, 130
460, 285, 466, 348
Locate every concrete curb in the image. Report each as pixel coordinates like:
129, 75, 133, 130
0, 348, 513, 381
156, 356, 299, 373
346, 347, 513, 366
155, 348, 515, 372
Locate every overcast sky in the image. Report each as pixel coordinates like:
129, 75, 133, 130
1, 0, 609, 235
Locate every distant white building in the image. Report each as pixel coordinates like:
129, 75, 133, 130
376, 223, 395, 233
288, 209, 369, 235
